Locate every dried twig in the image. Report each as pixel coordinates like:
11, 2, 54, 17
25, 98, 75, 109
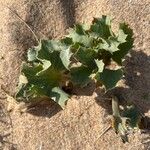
2, 4, 40, 44
94, 125, 112, 144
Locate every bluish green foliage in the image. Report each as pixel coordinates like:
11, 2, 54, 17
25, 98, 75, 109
16, 15, 133, 108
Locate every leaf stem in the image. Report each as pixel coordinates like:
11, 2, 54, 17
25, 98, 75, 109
112, 96, 120, 117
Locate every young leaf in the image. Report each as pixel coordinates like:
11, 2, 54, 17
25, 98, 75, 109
99, 37, 120, 53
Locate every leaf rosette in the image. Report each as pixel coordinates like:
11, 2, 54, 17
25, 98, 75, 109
16, 15, 133, 108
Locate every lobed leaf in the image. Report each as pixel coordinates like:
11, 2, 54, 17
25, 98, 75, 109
95, 69, 123, 90
16, 15, 133, 110
90, 15, 113, 39
112, 23, 134, 65
71, 66, 92, 87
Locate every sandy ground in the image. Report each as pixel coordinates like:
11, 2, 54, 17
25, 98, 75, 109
0, 0, 150, 150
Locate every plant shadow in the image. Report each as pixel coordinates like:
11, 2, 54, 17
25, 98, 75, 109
25, 99, 62, 118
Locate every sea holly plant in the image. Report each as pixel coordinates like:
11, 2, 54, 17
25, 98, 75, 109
16, 15, 133, 105
16, 15, 135, 141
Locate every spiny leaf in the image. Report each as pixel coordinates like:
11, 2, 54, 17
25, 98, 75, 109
96, 69, 123, 90
41, 40, 62, 52
99, 37, 120, 53
71, 66, 92, 87
74, 24, 86, 35
111, 96, 142, 142
112, 23, 134, 65
16, 64, 47, 101
39, 60, 51, 73
90, 15, 113, 39
16, 63, 69, 108
61, 37, 73, 45
68, 24, 93, 47
75, 47, 97, 68
36, 40, 66, 71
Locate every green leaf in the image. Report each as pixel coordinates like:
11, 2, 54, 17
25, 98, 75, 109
68, 24, 93, 47
90, 15, 113, 39
69, 31, 93, 47
75, 47, 97, 68
39, 60, 51, 73
112, 23, 134, 65
21, 63, 43, 78
61, 37, 73, 45
111, 96, 142, 142
96, 69, 123, 90
99, 37, 120, 53
74, 24, 86, 35
27, 40, 62, 63
117, 29, 127, 43
122, 105, 140, 128
38, 40, 66, 70
41, 40, 61, 52
71, 66, 92, 87
16, 63, 47, 101
97, 50, 112, 66
50, 87, 69, 108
